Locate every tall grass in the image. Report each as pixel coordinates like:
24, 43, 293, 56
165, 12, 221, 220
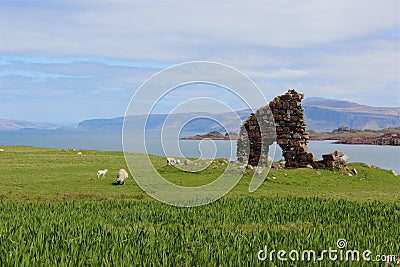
1, 196, 399, 266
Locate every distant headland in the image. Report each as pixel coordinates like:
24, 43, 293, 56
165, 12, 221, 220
180, 131, 239, 140
180, 127, 400, 146
310, 126, 400, 146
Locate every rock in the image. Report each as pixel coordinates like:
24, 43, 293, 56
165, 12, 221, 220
322, 154, 335, 161
339, 154, 349, 165
324, 160, 335, 167
272, 163, 283, 169
306, 164, 313, 169
184, 159, 192, 165
333, 150, 344, 157
246, 165, 254, 170
352, 168, 358, 175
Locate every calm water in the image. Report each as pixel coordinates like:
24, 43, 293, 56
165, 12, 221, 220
1, 130, 399, 174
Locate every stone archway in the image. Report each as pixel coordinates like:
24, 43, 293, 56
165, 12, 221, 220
237, 89, 347, 169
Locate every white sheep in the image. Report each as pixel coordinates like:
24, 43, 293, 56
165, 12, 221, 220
117, 169, 129, 185
167, 157, 176, 166
0, 149, 4, 152
97, 169, 108, 178
77, 152, 82, 156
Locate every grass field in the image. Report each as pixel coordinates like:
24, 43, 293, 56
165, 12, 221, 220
0, 146, 399, 266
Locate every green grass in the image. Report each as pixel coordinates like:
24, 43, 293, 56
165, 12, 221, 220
0, 197, 399, 266
0, 146, 399, 266
0, 146, 398, 203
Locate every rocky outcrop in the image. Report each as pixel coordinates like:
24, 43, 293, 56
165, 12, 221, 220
334, 132, 400, 146
309, 127, 400, 146
181, 131, 239, 140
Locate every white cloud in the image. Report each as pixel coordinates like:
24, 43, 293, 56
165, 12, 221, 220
0, 1, 398, 60
0, 0, 399, 122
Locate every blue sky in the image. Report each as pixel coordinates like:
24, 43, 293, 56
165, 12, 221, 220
0, 1, 399, 123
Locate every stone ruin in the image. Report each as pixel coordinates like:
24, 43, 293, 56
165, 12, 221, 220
237, 89, 348, 169
269, 89, 311, 168
236, 106, 276, 166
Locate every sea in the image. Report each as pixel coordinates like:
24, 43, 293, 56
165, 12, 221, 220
1, 130, 399, 174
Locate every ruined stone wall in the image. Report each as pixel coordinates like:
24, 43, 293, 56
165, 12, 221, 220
236, 106, 275, 167
237, 89, 348, 169
269, 89, 313, 168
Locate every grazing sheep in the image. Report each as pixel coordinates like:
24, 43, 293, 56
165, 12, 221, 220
97, 169, 108, 178
77, 152, 82, 156
0, 149, 4, 152
167, 157, 176, 166
117, 169, 129, 185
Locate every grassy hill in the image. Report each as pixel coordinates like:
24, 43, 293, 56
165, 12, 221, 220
0, 146, 399, 265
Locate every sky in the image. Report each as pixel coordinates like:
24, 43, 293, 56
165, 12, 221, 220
0, 0, 399, 123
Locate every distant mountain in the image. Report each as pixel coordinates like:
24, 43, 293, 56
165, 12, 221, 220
2, 97, 398, 132
77, 97, 399, 133
0, 119, 66, 131
78, 110, 252, 134
303, 98, 400, 131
